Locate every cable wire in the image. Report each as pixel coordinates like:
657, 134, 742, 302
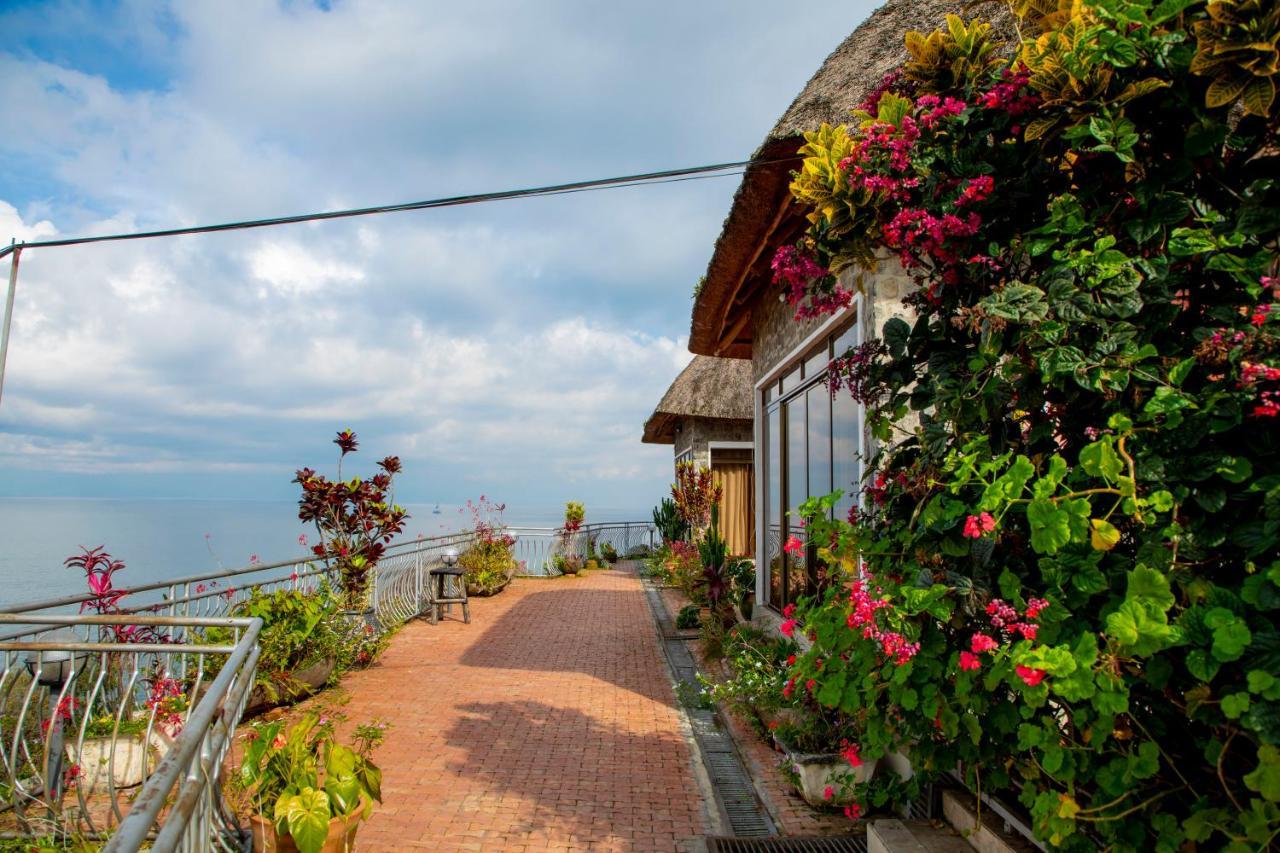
0, 157, 793, 260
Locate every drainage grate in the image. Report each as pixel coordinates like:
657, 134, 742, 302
706, 836, 868, 852
643, 584, 776, 838
899, 782, 936, 820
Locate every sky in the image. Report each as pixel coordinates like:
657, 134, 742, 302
0, 0, 873, 511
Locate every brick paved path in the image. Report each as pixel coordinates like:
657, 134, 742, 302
336, 566, 710, 852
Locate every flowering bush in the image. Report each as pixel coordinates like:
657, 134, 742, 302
294, 431, 408, 609
459, 496, 517, 595
671, 461, 723, 540
777, 1, 1280, 847
699, 624, 798, 725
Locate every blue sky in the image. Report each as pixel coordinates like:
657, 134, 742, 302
0, 0, 873, 510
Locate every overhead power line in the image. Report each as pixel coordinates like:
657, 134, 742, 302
0, 155, 797, 408
0, 158, 794, 260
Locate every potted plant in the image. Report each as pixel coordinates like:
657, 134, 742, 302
294, 430, 408, 615
73, 714, 155, 793
207, 587, 343, 714
459, 496, 517, 596
599, 542, 619, 565
728, 560, 756, 622
237, 711, 387, 853
553, 554, 583, 576
773, 710, 875, 808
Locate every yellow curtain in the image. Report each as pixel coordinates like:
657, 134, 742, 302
713, 463, 755, 557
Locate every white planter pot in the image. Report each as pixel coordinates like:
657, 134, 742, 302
73, 735, 154, 793
881, 747, 914, 781
777, 737, 876, 807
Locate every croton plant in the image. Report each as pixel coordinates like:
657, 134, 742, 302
295, 431, 408, 610
776, 0, 1279, 848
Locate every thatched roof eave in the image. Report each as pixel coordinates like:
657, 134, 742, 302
689, 0, 1014, 358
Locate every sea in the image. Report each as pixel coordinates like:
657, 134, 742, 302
0, 499, 650, 607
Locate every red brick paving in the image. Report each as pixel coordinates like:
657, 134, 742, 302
330, 566, 709, 852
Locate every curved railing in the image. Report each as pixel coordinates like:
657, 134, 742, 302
0, 613, 260, 851
508, 522, 656, 575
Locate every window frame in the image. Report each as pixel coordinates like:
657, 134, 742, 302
756, 308, 863, 613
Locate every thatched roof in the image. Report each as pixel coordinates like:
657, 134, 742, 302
642, 356, 754, 444
689, 0, 1013, 358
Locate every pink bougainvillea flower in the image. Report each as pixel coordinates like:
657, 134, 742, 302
783, 535, 805, 556
297, 534, 308, 547
971, 633, 998, 654
962, 512, 997, 539
1016, 665, 1047, 687
958, 651, 982, 671
823, 785, 835, 801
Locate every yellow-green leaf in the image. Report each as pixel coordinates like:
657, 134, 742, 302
1206, 74, 1248, 107
1090, 518, 1121, 551
1024, 116, 1059, 141
1241, 76, 1276, 116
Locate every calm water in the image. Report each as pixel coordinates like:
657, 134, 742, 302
0, 499, 649, 606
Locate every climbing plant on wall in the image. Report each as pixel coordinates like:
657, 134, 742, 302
776, 0, 1280, 848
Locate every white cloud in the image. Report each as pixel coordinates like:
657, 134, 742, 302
0, 0, 871, 504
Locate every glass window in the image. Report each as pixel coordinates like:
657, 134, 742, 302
833, 387, 861, 522
785, 395, 808, 603
766, 404, 783, 607
780, 365, 802, 396
759, 317, 863, 612
834, 321, 859, 360
804, 347, 831, 381
806, 384, 832, 504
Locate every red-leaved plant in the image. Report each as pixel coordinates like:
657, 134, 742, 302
294, 431, 408, 610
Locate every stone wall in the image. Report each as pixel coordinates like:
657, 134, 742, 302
750, 251, 917, 386
671, 416, 754, 470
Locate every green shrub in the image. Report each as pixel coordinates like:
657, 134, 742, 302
675, 604, 701, 630
779, 0, 1280, 846
460, 537, 516, 595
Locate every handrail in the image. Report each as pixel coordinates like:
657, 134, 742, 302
0, 528, 476, 615
107, 616, 262, 852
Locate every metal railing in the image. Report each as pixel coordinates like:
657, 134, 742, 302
0, 531, 482, 639
510, 522, 656, 575
0, 613, 260, 851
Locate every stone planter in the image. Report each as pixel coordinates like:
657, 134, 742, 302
340, 607, 380, 633
250, 796, 368, 853
246, 658, 336, 715
74, 734, 155, 793
466, 575, 512, 597
881, 747, 914, 781
776, 734, 876, 807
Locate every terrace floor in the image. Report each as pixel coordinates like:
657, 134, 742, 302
322, 564, 711, 852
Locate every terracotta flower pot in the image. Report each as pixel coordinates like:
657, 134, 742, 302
249, 796, 368, 853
